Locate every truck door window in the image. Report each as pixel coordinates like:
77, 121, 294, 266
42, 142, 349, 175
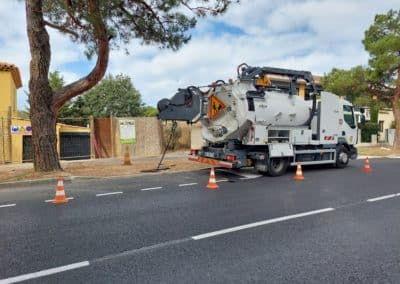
343, 105, 356, 128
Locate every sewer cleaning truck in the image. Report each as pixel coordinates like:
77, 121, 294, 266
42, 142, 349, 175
157, 63, 357, 176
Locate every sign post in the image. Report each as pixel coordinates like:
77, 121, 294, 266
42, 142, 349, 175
119, 119, 136, 165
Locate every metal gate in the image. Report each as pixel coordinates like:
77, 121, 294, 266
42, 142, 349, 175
60, 132, 90, 160
22, 135, 33, 163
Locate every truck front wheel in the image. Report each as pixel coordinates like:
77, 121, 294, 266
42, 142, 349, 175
336, 145, 350, 168
268, 158, 289, 177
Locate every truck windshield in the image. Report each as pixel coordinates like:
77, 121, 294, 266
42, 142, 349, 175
343, 105, 356, 128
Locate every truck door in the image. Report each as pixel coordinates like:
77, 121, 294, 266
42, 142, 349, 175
340, 104, 357, 145
319, 92, 340, 144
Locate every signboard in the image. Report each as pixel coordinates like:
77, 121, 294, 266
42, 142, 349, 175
11, 125, 32, 135
119, 119, 136, 144
208, 95, 226, 120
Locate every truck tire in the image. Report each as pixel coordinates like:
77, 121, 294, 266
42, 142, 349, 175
268, 158, 289, 177
336, 145, 350, 168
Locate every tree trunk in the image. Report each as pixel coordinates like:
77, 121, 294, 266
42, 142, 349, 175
26, 0, 61, 171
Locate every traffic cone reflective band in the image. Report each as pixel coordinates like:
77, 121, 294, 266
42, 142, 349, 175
294, 162, 304, 181
363, 157, 372, 173
52, 176, 68, 204
207, 167, 219, 189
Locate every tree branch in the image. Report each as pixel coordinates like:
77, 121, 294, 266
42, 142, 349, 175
53, 0, 109, 112
64, 0, 87, 29
44, 20, 79, 38
132, 0, 167, 34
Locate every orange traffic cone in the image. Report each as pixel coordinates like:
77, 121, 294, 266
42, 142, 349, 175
294, 162, 304, 181
363, 157, 372, 173
207, 167, 219, 189
52, 176, 68, 204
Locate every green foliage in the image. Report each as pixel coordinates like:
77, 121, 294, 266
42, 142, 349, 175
363, 9, 400, 91
51, 71, 152, 125
48, 70, 65, 92
17, 110, 30, 119
321, 66, 370, 103
359, 122, 379, 143
42, 0, 238, 57
79, 74, 144, 118
142, 106, 158, 117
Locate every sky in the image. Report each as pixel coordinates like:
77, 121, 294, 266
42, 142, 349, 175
0, 0, 399, 110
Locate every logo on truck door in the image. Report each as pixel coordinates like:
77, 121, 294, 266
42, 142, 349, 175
209, 95, 226, 120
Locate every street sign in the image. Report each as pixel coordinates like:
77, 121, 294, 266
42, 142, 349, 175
119, 119, 136, 144
209, 95, 226, 120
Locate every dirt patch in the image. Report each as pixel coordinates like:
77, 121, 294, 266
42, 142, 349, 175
357, 146, 400, 157
0, 153, 208, 183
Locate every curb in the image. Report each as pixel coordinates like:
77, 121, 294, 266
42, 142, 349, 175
0, 176, 73, 189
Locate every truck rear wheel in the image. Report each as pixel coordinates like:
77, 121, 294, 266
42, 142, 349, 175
268, 158, 288, 177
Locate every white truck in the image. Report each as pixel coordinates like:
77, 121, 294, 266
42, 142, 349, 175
157, 64, 358, 176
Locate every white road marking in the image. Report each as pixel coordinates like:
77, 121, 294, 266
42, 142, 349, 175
178, 183, 198, 187
192, 208, 335, 240
141, 187, 163, 191
239, 174, 262, 180
0, 203, 16, 209
216, 179, 229, 183
367, 194, 397, 202
96, 192, 123, 197
44, 197, 74, 203
0, 261, 90, 284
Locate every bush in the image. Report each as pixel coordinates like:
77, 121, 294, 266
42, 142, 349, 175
359, 122, 379, 142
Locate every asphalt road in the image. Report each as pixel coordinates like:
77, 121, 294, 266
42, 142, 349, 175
1, 158, 400, 283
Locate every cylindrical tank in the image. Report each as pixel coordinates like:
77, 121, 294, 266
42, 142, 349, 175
202, 81, 311, 143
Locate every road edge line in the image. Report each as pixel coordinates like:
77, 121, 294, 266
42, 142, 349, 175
191, 207, 335, 240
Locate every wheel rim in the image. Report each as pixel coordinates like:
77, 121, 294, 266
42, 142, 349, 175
339, 152, 349, 164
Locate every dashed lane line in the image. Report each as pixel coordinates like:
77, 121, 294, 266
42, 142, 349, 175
0, 261, 90, 284
44, 197, 74, 203
141, 186, 163, 191
367, 193, 399, 202
178, 183, 198, 187
216, 179, 229, 183
0, 203, 16, 209
96, 192, 123, 197
191, 208, 335, 240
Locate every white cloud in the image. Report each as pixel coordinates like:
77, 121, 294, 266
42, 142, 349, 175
0, 0, 399, 110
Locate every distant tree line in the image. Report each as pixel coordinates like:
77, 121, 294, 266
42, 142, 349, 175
47, 71, 157, 126
321, 9, 400, 147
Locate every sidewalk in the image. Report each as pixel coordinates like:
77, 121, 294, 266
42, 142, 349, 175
0, 151, 207, 184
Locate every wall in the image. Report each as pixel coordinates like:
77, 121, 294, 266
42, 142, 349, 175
10, 118, 31, 163
0, 72, 13, 117
378, 109, 394, 142
113, 117, 163, 158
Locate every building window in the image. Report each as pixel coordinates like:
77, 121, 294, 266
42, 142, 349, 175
379, 120, 384, 132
